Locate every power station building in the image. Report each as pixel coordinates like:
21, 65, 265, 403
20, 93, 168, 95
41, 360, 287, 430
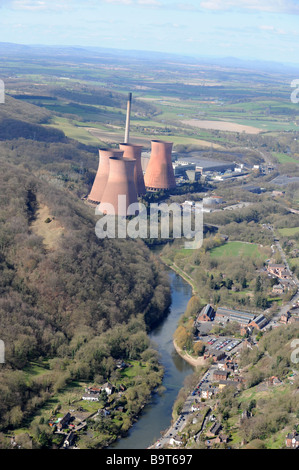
97, 152, 138, 217
88, 148, 122, 204
144, 140, 176, 191
119, 143, 146, 196
88, 94, 178, 215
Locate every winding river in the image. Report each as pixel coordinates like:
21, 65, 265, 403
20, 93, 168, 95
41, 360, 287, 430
109, 266, 194, 449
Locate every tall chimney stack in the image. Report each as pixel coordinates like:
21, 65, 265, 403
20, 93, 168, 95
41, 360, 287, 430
124, 92, 132, 144
144, 140, 176, 191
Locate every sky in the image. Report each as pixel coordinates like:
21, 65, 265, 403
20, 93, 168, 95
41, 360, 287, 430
0, 0, 298, 64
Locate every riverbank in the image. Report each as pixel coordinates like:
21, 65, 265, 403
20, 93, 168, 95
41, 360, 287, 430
159, 254, 198, 296
158, 252, 204, 368
173, 339, 206, 368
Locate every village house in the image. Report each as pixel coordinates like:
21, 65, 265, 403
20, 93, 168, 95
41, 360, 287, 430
207, 422, 222, 437
214, 433, 229, 445
170, 435, 184, 446
191, 402, 206, 412
116, 360, 128, 370
63, 431, 76, 448
201, 384, 214, 399
240, 326, 249, 336
204, 349, 226, 362
231, 374, 245, 384
267, 264, 291, 279
280, 312, 291, 324
98, 408, 111, 417
218, 359, 238, 373
191, 404, 201, 412
272, 283, 285, 295
286, 431, 299, 448
57, 412, 71, 431
85, 386, 102, 394
213, 370, 229, 382
268, 376, 282, 386
195, 304, 215, 325
102, 382, 114, 395
82, 394, 100, 402
217, 360, 226, 371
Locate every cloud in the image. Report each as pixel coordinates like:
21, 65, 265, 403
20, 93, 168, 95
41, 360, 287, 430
259, 25, 286, 35
101, 0, 134, 4
200, 0, 299, 14
137, 0, 161, 5
0, 0, 75, 10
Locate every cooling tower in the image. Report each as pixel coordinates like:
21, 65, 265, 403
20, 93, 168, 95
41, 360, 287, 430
97, 155, 138, 216
144, 140, 176, 191
88, 148, 123, 204
119, 143, 146, 196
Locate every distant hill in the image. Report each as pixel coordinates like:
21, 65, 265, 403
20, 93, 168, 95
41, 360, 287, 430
0, 41, 298, 74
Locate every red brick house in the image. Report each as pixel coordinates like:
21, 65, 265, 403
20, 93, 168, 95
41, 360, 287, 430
286, 432, 299, 448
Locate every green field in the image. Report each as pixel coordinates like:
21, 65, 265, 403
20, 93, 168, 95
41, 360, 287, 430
272, 152, 299, 164
289, 258, 299, 268
278, 227, 299, 236
48, 116, 104, 145
210, 241, 267, 260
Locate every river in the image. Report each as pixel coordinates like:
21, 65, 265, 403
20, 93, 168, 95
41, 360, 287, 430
109, 266, 194, 449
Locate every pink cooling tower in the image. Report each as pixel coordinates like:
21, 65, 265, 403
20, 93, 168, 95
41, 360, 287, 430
119, 143, 146, 196
144, 140, 176, 191
97, 154, 138, 216
88, 148, 123, 204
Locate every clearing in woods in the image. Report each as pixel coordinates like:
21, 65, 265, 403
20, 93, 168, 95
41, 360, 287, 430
31, 204, 64, 250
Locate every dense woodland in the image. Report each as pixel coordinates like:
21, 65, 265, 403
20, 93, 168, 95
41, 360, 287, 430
0, 96, 171, 438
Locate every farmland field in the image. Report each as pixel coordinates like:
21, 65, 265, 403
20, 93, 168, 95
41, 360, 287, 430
278, 227, 299, 236
210, 241, 268, 260
182, 119, 261, 134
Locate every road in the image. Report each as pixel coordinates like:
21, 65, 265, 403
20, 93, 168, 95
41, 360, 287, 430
151, 222, 299, 449
266, 225, 299, 323
151, 366, 218, 449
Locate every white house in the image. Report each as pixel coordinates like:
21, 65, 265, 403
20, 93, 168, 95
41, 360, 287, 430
82, 394, 100, 402
170, 435, 183, 446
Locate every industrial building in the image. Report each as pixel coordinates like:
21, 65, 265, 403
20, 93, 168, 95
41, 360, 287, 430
270, 175, 299, 186
182, 157, 236, 174
249, 314, 268, 330
172, 160, 196, 176
216, 307, 256, 326
202, 196, 224, 206
88, 93, 146, 215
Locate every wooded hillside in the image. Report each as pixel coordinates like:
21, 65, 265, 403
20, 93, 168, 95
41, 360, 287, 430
0, 97, 171, 433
